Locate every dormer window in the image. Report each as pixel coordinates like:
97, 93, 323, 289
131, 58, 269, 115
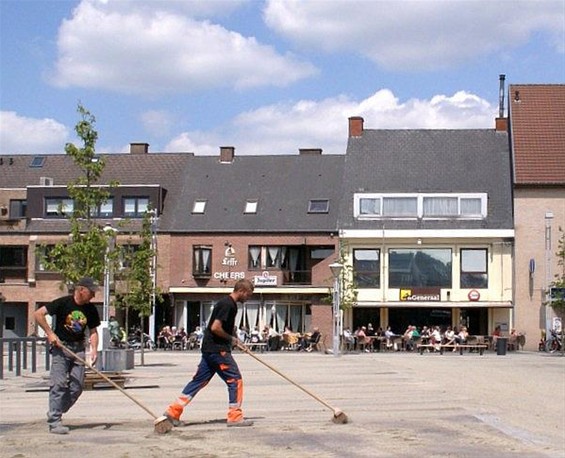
354, 193, 487, 220
124, 197, 149, 217
45, 198, 74, 217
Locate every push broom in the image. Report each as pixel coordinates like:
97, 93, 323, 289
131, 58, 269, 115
60, 344, 172, 434
238, 344, 349, 424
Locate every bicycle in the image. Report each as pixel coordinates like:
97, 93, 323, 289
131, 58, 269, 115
544, 329, 563, 353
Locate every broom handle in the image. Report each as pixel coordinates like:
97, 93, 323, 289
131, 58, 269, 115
60, 344, 158, 420
238, 344, 337, 413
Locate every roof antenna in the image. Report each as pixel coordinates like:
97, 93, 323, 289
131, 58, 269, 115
498, 74, 506, 118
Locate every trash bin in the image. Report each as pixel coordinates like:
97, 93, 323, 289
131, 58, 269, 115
496, 337, 508, 356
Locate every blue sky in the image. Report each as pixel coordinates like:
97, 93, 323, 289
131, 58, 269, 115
1, 0, 563, 156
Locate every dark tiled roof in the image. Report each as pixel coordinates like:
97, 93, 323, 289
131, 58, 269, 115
0, 153, 192, 188
167, 154, 344, 232
340, 128, 513, 230
1, 151, 343, 234
509, 84, 565, 185
0, 152, 193, 233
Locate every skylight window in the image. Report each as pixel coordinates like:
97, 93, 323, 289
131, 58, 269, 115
308, 199, 329, 213
244, 200, 258, 214
192, 200, 206, 214
30, 156, 46, 168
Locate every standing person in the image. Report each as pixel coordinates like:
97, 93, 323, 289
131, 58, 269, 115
33, 277, 101, 434
164, 279, 255, 428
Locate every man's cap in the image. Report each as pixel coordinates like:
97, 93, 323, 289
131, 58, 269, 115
76, 277, 99, 293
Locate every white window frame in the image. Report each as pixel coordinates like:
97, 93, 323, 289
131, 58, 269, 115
354, 193, 487, 220
123, 197, 149, 217
45, 197, 74, 217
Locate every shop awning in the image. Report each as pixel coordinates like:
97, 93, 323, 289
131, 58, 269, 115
355, 301, 513, 308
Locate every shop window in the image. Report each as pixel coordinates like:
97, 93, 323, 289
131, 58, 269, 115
460, 248, 488, 288
388, 248, 452, 288
353, 249, 380, 288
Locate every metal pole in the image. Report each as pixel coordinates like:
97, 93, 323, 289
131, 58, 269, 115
149, 212, 157, 342
329, 262, 343, 358
333, 274, 340, 358
545, 212, 554, 336
103, 253, 110, 323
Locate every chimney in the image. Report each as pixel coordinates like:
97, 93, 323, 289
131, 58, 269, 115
299, 148, 322, 155
220, 146, 235, 163
130, 143, 149, 154
495, 74, 507, 132
349, 116, 364, 137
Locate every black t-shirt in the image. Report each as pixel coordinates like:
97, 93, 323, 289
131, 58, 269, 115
201, 295, 237, 353
46, 295, 101, 343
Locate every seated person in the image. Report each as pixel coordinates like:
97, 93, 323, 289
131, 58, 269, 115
443, 326, 456, 346
355, 326, 371, 352
402, 325, 419, 351
455, 326, 469, 346
384, 326, 397, 349
249, 327, 262, 344
157, 325, 173, 349
173, 327, 188, 349
267, 326, 281, 351
429, 326, 442, 351
306, 328, 322, 352
342, 327, 355, 350
237, 326, 249, 343
492, 325, 502, 350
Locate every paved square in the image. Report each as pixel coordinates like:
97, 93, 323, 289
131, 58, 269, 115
1, 350, 564, 457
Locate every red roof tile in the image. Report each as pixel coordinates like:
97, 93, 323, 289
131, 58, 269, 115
510, 84, 565, 185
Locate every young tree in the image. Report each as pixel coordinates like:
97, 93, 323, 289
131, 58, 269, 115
114, 209, 161, 365
549, 227, 565, 354
324, 242, 359, 310
40, 104, 118, 286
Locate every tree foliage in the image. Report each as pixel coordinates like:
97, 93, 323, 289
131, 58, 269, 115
549, 227, 565, 315
323, 242, 358, 310
39, 104, 118, 286
114, 209, 162, 319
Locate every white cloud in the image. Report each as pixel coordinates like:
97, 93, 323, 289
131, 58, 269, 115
0, 111, 69, 154
165, 132, 218, 155
49, 0, 316, 94
140, 110, 174, 137
92, 0, 249, 18
264, 0, 564, 70
166, 89, 497, 156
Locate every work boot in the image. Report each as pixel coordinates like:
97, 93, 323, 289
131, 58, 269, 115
227, 419, 254, 427
49, 424, 70, 435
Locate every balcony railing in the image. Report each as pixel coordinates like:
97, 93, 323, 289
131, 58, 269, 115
282, 270, 312, 285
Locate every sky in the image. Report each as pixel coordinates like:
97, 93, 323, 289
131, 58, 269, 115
0, 0, 564, 157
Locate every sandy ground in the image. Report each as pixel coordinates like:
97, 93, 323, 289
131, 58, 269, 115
1, 349, 564, 458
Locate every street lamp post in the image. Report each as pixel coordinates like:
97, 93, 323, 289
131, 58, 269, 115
148, 210, 158, 342
102, 225, 117, 323
329, 262, 343, 358
545, 212, 554, 334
